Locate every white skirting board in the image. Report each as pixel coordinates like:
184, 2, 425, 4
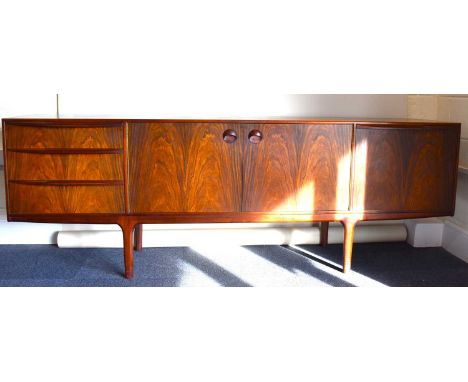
0, 222, 62, 244
442, 221, 468, 263
57, 224, 408, 248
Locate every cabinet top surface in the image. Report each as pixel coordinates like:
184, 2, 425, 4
1, 116, 460, 126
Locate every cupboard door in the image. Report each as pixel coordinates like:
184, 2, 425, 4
128, 122, 242, 213
242, 124, 353, 213
352, 125, 459, 214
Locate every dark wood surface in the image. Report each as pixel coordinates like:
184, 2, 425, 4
9, 180, 123, 186
128, 122, 242, 213
242, 124, 352, 212
352, 125, 460, 214
7, 152, 123, 181
2, 118, 461, 278
134, 224, 143, 251
3, 120, 126, 216
3, 117, 460, 125
5, 121, 123, 149
7, 210, 458, 225
8, 184, 125, 214
320, 222, 329, 246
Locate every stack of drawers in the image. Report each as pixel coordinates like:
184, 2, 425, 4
4, 121, 125, 214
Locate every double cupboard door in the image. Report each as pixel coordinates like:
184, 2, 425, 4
128, 122, 352, 214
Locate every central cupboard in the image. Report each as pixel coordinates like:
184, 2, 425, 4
128, 122, 352, 214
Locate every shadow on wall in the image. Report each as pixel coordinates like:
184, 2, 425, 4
287, 94, 408, 118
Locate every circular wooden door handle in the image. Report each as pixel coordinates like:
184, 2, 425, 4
223, 129, 237, 143
248, 130, 263, 144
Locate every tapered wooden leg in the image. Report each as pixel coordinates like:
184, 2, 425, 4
341, 219, 358, 273
120, 222, 135, 279
134, 224, 143, 251
320, 222, 329, 247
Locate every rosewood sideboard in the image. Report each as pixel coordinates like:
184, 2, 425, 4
1, 118, 461, 279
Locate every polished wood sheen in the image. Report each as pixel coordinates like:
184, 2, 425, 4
7, 152, 123, 181
128, 122, 242, 213
242, 124, 352, 212
8, 184, 124, 214
1, 118, 461, 279
352, 125, 459, 213
6, 122, 123, 149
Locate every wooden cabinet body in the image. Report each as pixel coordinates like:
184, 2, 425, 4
2, 118, 461, 279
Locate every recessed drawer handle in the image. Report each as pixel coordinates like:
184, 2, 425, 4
248, 130, 263, 144
223, 129, 237, 143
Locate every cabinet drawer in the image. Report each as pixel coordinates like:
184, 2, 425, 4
4, 121, 123, 149
7, 152, 123, 181
8, 183, 125, 214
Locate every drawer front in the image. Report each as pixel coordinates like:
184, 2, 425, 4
7, 152, 123, 181
5, 122, 123, 149
8, 183, 124, 214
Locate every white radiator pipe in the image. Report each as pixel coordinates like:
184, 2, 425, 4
57, 224, 407, 248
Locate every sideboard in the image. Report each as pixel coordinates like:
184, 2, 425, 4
1, 118, 461, 279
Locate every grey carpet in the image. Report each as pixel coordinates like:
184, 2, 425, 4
0, 242, 467, 286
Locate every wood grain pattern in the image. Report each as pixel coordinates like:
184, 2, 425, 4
128, 122, 242, 213
352, 125, 460, 214
242, 124, 352, 212
6, 122, 123, 149
123, 122, 130, 213
184, 123, 242, 212
8, 184, 124, 214
7, 152, 123, 181
128, 122, 185, 212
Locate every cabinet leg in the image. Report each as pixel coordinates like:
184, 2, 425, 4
341, 219, 358, 273
320, 222, 329, 247
134, 224, 143, 251
120, 222, 135, 279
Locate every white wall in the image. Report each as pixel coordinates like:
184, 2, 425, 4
0, 94, 408, 119
288, 95, 408, 118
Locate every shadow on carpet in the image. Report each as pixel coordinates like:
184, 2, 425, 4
0, 242, 467, 286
